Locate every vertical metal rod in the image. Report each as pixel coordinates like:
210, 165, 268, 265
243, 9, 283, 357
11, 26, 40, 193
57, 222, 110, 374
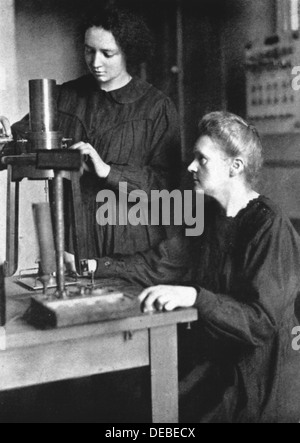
176, 0, 186, 161
32, 203, 56, 295
0, 263, 5, 327
5, 166, 19, 277
54, 171, 66, 297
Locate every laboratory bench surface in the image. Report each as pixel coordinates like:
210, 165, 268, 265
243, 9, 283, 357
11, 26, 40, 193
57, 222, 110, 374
1, 278, 198, 423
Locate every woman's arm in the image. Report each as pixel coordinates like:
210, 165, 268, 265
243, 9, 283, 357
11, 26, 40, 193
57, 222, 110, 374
193, 217, 300, 350
94, 232, 193, 288
71, 98, 182, 192
136, 217, 300, 351
104, 98, 182, 193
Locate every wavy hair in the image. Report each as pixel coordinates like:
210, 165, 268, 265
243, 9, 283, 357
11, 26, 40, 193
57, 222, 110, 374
198, 112, 263, 186
81, 5, 154, 68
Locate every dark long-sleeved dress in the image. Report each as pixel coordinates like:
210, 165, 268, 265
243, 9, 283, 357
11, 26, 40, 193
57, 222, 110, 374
94, 195, 300, 423
13, 75, 181, 258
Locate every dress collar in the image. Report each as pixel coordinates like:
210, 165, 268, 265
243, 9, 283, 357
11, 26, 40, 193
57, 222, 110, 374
88, 75, 151, 104
106, 76, 151, 104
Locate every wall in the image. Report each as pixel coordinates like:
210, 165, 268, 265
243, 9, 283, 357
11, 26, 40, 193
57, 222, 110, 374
15, 0, 86, 112
222, 0, 276, 116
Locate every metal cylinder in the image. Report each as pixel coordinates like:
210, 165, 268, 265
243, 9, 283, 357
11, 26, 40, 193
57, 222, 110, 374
32, 203, 56, 276
28, 132, 63, 152
29, 79, 58, 133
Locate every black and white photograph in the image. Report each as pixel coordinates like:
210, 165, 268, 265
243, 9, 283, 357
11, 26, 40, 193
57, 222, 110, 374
0, 0, 300, 424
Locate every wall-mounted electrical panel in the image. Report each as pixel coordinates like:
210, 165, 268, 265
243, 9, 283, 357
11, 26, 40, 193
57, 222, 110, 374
246, 34, 300, 134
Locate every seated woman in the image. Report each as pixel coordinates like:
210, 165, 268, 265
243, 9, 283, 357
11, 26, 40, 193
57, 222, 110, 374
91, 111, 300, 423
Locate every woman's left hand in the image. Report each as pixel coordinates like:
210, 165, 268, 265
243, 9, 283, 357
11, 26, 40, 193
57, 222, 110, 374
70, 142, 111, 178
139, 285, 198, 313
64, 251, 77, 274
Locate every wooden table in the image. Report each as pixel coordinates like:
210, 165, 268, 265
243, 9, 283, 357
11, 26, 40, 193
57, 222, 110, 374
0, 278, 198, 423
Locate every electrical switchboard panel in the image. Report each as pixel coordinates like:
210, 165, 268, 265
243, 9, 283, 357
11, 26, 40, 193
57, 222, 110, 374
246, 34, 300, 134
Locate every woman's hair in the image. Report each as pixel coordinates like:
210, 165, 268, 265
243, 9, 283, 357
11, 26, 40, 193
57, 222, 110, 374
81, 5, 153, 67
198, 111, 263, 186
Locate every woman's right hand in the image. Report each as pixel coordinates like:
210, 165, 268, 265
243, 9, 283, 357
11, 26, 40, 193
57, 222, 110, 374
0, 116, 12, 150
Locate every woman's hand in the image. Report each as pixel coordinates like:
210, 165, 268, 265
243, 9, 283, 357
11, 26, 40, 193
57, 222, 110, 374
64, 251, 77, 274
70, 142, 111, 178
139, 285, 198, 313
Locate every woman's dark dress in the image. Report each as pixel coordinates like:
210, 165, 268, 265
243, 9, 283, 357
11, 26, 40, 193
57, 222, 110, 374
13, 75, 181, 258
95, 195, 300, 423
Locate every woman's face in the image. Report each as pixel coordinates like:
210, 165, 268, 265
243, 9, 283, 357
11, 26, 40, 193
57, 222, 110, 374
84, 26, 128, 90
188, 135, 232, 197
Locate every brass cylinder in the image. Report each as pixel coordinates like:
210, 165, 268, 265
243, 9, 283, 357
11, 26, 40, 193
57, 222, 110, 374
32, 203, 56, 276
29, 79, 58, 133
28, 131, 63, 151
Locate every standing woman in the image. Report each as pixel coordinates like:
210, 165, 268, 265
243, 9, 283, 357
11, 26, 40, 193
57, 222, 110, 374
59, 6, 181, 259
10, 6, 182, 260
